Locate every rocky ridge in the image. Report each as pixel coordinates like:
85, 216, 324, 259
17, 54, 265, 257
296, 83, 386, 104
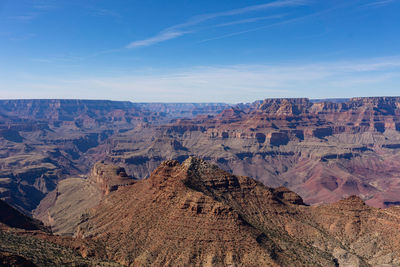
3, 97, 400, 212
89, 161, 135, 195
76, 157, 400, 266
0, 100, 228, 213
98, 97, 400, 208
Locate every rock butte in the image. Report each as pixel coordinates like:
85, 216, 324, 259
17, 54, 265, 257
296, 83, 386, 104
2, 97, 400, 211
95, 97, 400, 208
2, 157, 400, 266
1, 97, 400, 265
75, 157, 400, 266
0, 100, 228, 213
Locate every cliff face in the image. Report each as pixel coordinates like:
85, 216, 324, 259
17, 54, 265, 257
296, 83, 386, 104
258, 97, 312, 115
3, 97, 400, 213
209, 97, 400, 140
0, 100, 228, 214
97, 97, 400, 208
0, 100, 140, 214
6, 158, 400, 266
33, 162, 135, 235
89, 162, 135, 195
165, 101, 318, 144
76, 158, 400, 266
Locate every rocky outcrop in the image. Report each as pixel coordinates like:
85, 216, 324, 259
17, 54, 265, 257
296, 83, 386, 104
258, 98, 312, 116
3, 97, 400, 214
33, 162, 136, 235
76, 158, 336, 266
89, 162, 135, 195
268, 132, 290, 146
273, 186, 305, 205
13, 156, 400, 266
76, 158, 400, 266
95, 97, 400, 208
0, 100, 228, 213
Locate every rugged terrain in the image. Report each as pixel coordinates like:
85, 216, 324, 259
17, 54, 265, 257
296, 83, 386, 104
0, 199, 122, 266
75, 157, 400, 266
3, 156, 400, 266
96, 97, 400, 208
0, 99, 228, 213
2, 97, 400, 215
34, 161, 136, 235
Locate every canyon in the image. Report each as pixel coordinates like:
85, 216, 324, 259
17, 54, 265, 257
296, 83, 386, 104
2, 97, 400, 211
4, 158, 399, 266
94, 97, 400, 208
76, 157, 400, 266
0, 99, 228, 213
1, 97, 400, 266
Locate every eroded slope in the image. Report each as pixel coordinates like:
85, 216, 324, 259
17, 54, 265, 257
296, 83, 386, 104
97, 97, 400, 208
77, 158, 400, 266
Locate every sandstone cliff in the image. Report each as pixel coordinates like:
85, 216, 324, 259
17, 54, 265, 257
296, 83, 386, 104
97, 97, 400, 208
0, 100, 228, 213
33, 162, 135, 235
76, 158, 400, 266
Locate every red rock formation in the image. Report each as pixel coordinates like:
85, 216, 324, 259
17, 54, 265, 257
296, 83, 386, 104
97, 97, 400, 208
0, 100, 228, 213
89, 162, 135, 195
76, 158, 400, 266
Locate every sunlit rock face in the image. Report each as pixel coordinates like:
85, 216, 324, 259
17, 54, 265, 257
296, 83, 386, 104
75, 158, 400, 266
0, 99, 228, 213
95, 97, 400, 208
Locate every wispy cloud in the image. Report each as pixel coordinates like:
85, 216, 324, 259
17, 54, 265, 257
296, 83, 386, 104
127, 31, 188, 48
199, 11, 315, 43
365, 0, 395, 7
215, 14, 287, 27
5, 56, 400, 102
200, 3, 347, 43
126, 0, 309, 48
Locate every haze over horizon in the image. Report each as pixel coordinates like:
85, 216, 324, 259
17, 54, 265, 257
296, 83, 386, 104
1, 0, 399, 102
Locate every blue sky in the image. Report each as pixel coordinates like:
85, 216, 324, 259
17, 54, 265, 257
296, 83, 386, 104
0, 0, 399, 102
